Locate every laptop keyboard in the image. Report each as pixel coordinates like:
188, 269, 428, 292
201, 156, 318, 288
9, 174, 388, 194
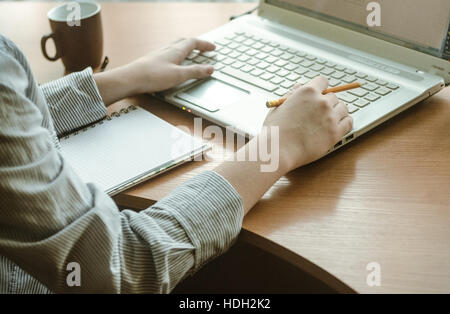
184, 31, 400, 114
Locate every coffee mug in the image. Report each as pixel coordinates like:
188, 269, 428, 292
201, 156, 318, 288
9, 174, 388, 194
41, 1, 103, 73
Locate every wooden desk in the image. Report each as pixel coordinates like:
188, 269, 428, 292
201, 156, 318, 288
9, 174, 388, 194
2, 2, 449, 294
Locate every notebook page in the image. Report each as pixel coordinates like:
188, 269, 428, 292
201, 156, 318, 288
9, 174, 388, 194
60, 107, 206, 193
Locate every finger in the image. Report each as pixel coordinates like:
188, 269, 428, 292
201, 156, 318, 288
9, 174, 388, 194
175, 38, 215, 56
285, 83, 303, 97
338, 115, 353, 136
180, 64, 214, 81
292, 82, 302, 90
333, 101, 349, 120
323, 93, 339, 107
162, 37, 188, 52
305, 75, 329, 93
196, 39, 216, 52
284, 90, 294, 98
171, 38, 186, 45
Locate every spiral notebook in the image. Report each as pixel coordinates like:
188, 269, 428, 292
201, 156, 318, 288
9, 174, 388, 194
60, 105, 210, 196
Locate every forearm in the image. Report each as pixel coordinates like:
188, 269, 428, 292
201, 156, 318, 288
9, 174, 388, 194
93, 62, 142, 106
214, 136, 290, 215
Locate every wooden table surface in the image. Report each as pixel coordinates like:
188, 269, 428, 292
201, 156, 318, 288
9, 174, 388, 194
2, 2, 449, 294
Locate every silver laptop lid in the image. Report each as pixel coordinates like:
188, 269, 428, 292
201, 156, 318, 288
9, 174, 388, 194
260, 0, 450, 83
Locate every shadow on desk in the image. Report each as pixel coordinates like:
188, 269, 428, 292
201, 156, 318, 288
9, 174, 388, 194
173, 233, 350, 294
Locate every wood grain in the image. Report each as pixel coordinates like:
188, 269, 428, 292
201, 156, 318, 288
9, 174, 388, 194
2, 2, 449, 294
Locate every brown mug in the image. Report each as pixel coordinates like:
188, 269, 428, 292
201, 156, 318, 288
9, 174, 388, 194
41, 1, 103, 73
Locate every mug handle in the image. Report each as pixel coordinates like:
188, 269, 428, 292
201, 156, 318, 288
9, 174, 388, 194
41, 33, 61, 61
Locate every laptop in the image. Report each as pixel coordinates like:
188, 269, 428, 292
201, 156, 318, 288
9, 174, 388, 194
160, 0, 449, 151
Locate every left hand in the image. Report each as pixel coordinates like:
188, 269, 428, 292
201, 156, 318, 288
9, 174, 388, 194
130, 37, 216, 94
94, 37, 215, 106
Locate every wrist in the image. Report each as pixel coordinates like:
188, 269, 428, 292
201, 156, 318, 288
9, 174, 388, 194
246, 134, 291, 176
122, 60, 147, 95
94, 64, 141, 105
258, 125, 299, 175
277, 145, 298, 176
115, 62, 144, 96
277, 136, 305, 175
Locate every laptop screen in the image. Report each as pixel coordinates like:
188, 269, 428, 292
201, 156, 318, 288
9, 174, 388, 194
266, 0, 450, 60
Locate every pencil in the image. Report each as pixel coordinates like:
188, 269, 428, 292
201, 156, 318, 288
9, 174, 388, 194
266, 82, 361, 108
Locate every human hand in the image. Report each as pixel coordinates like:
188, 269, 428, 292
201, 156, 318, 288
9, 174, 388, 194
130, 38, 216, 94
263, 76, 353, 173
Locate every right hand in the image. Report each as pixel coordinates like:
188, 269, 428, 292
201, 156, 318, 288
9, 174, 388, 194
263, 76, 353, 173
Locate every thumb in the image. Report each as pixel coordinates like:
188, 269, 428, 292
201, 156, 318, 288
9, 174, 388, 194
180, 64, 214, 81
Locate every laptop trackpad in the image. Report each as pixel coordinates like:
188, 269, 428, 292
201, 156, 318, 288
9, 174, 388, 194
176, 78, 249, 112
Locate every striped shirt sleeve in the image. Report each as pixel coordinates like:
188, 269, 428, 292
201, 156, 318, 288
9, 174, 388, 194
0, 35, 244, 294
152, 171, 244, 272
39, 67, 107, 136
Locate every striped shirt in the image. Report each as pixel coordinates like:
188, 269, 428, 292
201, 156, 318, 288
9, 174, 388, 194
0, 35, 243, 293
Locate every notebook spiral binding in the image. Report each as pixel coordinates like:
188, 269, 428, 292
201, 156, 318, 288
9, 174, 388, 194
62, 105, 138, 140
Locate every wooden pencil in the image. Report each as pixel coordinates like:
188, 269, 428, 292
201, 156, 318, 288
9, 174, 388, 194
266, 82, 361, 108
